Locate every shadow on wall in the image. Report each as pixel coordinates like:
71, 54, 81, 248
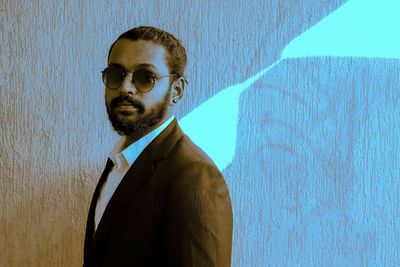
179, 0, 400, 171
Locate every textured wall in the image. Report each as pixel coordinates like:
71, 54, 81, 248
1, 0, 399, 266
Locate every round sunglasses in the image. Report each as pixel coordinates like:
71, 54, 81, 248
101, 65, 178, 93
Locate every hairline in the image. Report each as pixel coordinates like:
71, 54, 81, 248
107, 38, 172, 68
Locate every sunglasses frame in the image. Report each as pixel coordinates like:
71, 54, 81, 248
101, 66, 186, 93
101, 65, 180, 93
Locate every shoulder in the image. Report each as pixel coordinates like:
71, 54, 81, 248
178, 134, 213, 161
162, 134, 229, 200
167, 133, 221, 176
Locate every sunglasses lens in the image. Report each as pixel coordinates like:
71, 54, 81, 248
102, 66, 124, 89
132, 69, 155, 92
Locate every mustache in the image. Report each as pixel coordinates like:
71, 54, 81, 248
110, 95, 145, 113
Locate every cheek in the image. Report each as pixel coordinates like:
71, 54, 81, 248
149, 82, 171, 102
139, 96, 153, 111
142, 92, 164, 109
105, 89, 118, 105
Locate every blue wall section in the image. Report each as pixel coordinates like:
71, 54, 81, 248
1, 0, 399, 266
234, 58, 400, 266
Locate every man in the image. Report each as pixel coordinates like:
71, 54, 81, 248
83, 26, 233, 267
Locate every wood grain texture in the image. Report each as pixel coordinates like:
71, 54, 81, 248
1, 0, 399, 266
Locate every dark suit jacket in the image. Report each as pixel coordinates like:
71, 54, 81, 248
83, 119, 233, 267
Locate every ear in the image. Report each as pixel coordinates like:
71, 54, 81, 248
170, 77, 186, 106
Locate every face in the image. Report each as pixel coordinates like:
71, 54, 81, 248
105, 39, 173, 136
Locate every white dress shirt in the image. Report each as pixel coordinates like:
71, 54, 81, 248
94, 116, 175, 231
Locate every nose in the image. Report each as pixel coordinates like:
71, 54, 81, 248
119, 73, 137, 94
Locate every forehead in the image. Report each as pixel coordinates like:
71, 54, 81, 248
108, 39, 169, 73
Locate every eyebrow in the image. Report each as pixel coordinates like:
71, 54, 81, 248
108, 63, 159, 72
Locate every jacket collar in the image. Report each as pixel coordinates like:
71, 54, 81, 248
110, 115, 175, 166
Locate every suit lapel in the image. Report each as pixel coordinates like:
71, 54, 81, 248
86, 119, 184, 259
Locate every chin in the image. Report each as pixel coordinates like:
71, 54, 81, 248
116, 112, 139, 121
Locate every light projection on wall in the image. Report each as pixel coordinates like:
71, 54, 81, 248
179, 61, 281, 170
179, 0, 400, 171
281, 0, 400, 59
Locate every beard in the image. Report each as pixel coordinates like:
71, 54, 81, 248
106, 89, 171, 136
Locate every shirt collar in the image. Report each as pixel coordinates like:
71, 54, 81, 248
109, 116, 175, 166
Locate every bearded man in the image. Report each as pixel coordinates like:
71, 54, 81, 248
83, 26, 233, 267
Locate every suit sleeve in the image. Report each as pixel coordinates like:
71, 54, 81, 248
163, 161, 233, 267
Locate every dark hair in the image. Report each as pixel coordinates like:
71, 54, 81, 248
108, 26, 187, 82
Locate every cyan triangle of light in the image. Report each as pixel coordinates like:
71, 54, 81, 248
281, 0, 400, 59
179, 61, 281, 171
179, 0, 400, 172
